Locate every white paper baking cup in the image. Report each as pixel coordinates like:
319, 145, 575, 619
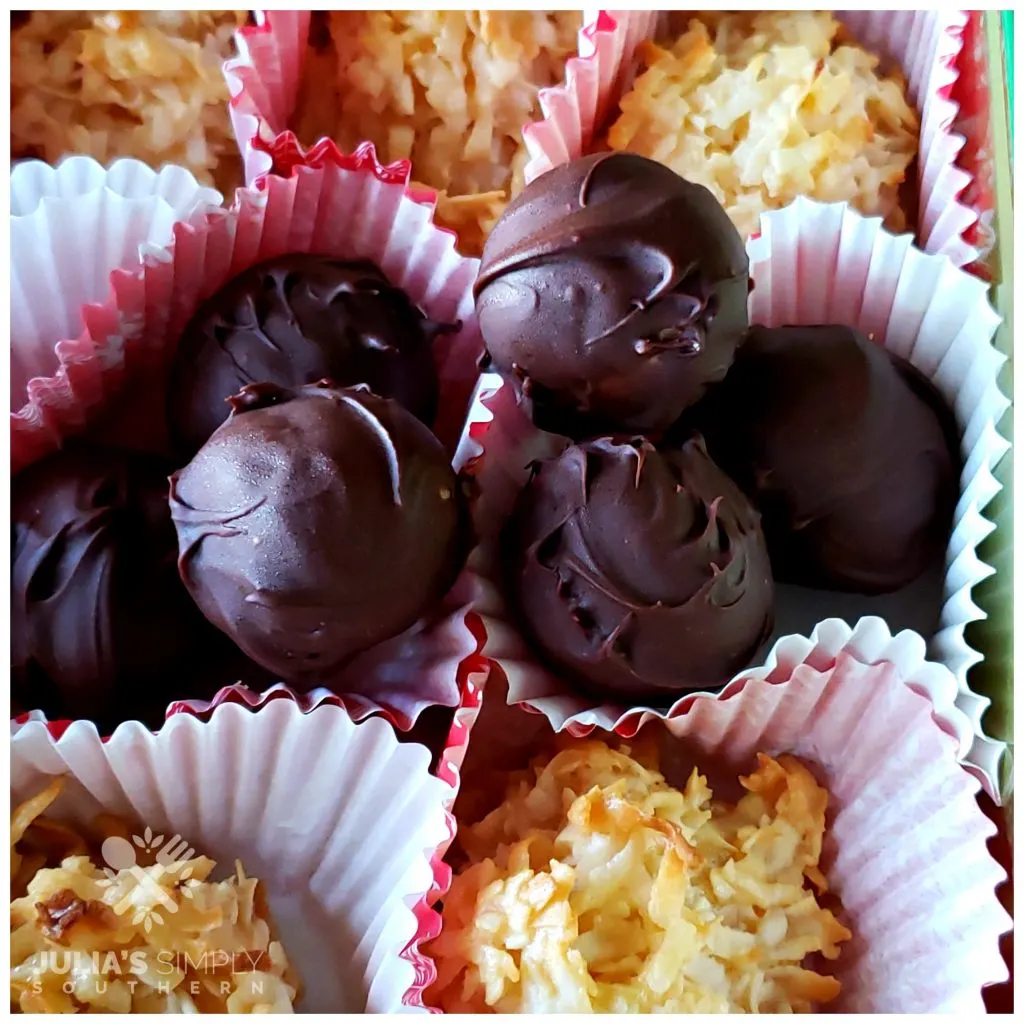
468, 199, 1008, 800
451, 662, 1011, 1013
10, 699, 455, 1012
10, 156, 222, 415
521, 9, 978, 266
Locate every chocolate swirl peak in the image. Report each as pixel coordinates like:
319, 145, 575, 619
170, 381, 469, 684
475, 152, 749, 437
168, 255, 457, 457
504, 435, 774, 701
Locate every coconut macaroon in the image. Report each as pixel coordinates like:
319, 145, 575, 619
428, 739, 851, 1013
607, 11, 919, 240
10, 11, 246, 193
293, 11, 582, 255
10, 779, 299, 1013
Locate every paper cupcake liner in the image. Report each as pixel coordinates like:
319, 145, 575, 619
10, 143, 488, 732
10, 155, 222, 416
225, 10, 312, 184
222, 12, 554, 262
520, 10, 979, 267
167, 649, 491, 1012
966, 448, 1015, 807
223, 11, 983, 267
11, 142, 481, 469
165, 616, 491, 749
522, 10, 659, 179
10, 709, 57, 738
953, 14, 1015, 809
11, 698, 455, 1013
450, 660, 1011, 1013
952, 11, 1001, 273
468, 199, 1009, 800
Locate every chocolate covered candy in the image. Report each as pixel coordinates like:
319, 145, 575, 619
504, 435, 774, 701
168, 255, 456, 456
11, 445, 230, 727
695, 325, 959, 594
475, 152, 749, 437
170, 382, 469, 685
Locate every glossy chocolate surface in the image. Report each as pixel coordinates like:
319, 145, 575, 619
693, 325, 959, 594
168, 255, 455, 455
11, 445, 228, 727
171, 382, 469, 685
504, 435, 774, 701
476, 152, 749, 437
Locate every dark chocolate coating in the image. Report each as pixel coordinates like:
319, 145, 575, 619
168, 255, 456, 456
11, 445, 230, 727
694, 325, 959, 594
503, 435, 774, 701
475, 152, 749, 437
170, 382, 469, 684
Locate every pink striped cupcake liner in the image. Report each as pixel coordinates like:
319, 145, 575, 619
11, 696, 461, 1012
10, 142, 489, 734
168, 653, 491, 1012
11, 636, 492, 1011
447, 646, 1010, 1012
10, 155, 223, 429
225, 10, 311, 184
222, 12, 981, 267
520, 9, 979, 267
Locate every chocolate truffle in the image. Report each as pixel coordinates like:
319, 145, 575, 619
11, 445, 230, 727
168, 255, 457, 456
475, 152, 749, 437
694, 325, 959, 594
504, 435, 774, 702
170, 381, 469, 685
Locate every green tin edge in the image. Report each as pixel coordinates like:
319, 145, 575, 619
964, 11, 1014, 822
1002, 10, 1013, 134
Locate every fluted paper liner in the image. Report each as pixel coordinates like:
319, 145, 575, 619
520, 9, 978, 266
469, 200, 1008, 800
10, 700, 456, 1012
222, 11, 984, 268
225, 10, 311, 184
11, 155, 222, 418
454, 660, 1011, 1012
10, 145, 486, 730
11, 650, 493, 1009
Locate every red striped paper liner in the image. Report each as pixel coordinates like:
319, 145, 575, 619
170, 650, 490, 1011
12, 647, 492, 1011
11, 143, 492, 742
10, 156, 223, 416
12, 141, 480, 471
222, 11, 991, 273
951, 10, 1000, 277
225, 10, 311, 183
11, 698, 459, 1012
440, 647, 1011, 1012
